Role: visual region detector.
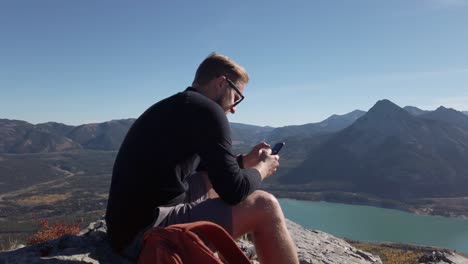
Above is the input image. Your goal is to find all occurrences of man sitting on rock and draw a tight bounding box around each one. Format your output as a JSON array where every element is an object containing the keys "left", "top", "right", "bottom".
[{"left": 105, "top": 52, "right": 299, "bottom": 264}]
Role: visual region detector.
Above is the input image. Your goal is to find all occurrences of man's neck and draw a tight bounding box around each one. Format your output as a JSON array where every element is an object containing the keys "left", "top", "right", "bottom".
[{"left": 192, "top": 84, "right": 215, "bottom": 99}]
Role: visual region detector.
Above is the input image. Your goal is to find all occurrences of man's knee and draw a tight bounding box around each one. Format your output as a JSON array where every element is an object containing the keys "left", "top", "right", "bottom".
[
  {"left": 231, "top": 191, "right": 284, "bottom": 237},
  {"left": 248, "top": 190, "right": 282, "bottom": 217}
]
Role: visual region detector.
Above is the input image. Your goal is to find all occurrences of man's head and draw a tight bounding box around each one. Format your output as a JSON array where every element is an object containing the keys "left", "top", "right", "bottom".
[{"left": 192, "top": 53, "right": 249, "bottom": 114}]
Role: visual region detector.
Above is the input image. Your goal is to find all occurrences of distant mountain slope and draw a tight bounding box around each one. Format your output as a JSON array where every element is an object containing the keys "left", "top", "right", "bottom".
[
  {"left": 13, "top": 130, "right": 81, "bottom": 153},
  {"left": 266, "top": 110, "right": 366, "bottom": 142},
  {"left": 67, "top": 119, "right": 135, "bottom": 150},
  {"left": 0, "top": 119, "right": 35, "bottom": 153},
  {"left": 229, "top": 123, "right": 275, "bottom": 145},
  {"left": 0, "top": 119, "right": 134, "bottom": 153},
  {"left": 419, "top": 106, "right": 468, "bottom": 131},
  {"left": 35, "top": 122, "right": 75, "bottom": 137},
  {"left": 403, "top": 106, "right": 429, "bottom": 116},
  {"left": 464, "top": 111, "right": 468, "bottom": 116},
  {"left": 0, "top": 119, "right": 81, "bottom": 153},
  {"left": 282, "top": 99, "right": 468, "bottom": 200}
]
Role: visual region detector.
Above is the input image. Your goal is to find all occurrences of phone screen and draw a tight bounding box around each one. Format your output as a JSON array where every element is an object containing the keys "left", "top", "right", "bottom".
[{"left": 271, "top": 142, "right": 285, "bottom": 155}]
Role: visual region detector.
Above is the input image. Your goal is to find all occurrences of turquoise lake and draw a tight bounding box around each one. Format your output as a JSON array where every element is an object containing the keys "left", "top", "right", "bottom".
[{"left": 279, "top": 199, "right": 468, "bottom": 254}]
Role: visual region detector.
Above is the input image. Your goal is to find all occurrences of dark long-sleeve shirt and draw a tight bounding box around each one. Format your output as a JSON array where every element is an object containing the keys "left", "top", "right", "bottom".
[{"left": 105, "top": 87, "right": 262, "bottom": 252}]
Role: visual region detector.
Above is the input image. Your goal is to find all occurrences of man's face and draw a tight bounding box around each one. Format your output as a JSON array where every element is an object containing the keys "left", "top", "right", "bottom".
[{"left": 216, "top": 79, "right": 245, "bottom": 114}]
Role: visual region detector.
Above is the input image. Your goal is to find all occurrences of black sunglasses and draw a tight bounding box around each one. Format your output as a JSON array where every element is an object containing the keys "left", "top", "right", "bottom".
[{"left": 226, "top": 78, "right": 245, "bottom": 107}]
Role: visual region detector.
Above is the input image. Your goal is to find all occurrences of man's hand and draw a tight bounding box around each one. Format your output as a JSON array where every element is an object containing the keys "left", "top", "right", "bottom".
[
  {"left": 242, "top": 142, "right": 279, "bottom": 180},
  {"left": 242, "top": 142, "right": 271, "bottom": 168},
  {"left": 255, "top": 148, "right": 280, "bottom": 180}
]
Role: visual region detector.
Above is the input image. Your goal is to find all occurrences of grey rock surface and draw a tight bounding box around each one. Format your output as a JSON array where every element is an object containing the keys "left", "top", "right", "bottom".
[
  {"left": 285, "top": 219, "right": 382, "bottom": 264},
  {"left": 0, "top": 219, "right": 465, "bottom": 264},
  {"left": 0, "top": 220, "right": 130, "bottom": 264},
  {"left": 418, "top": 250, "right": 468, "bottom": 264}
]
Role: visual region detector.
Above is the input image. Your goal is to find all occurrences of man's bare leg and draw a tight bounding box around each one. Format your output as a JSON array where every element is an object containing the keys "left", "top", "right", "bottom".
[
  {"left": 197, "top": 172, "right": 297, "bottom": 263},
  {"left": 231, "top": 190, "right": 298, "bottom": 264}
]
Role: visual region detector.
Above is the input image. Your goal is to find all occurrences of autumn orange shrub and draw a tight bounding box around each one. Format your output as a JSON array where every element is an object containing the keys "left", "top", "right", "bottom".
[
  {"left": 27, "top": 219, "right": 81, "bottom": 245},
  {"left": 350, "top": 242, "right": 421, "bottom": 264}
]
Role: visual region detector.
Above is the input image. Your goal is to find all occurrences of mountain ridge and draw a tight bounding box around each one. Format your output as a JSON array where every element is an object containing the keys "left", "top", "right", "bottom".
[
  {"left": 1, "top": 102, "right": 467, "bottom": 154},
  {"left": 404, "top": 106, "right": 429, "bottom": 116},
  {"left": 419, "top": 106, "right": 468, "bottom": 131},
  {"left": 265, "top": 109, "right": 366, "bottom": 142},
  {"left": 281, "top": 99, "right": 468, "bottom": 200}
]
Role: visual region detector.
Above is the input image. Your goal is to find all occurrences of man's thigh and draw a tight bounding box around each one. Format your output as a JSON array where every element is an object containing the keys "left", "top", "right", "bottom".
[
  {"left": 122, "top": 172, "right": 232, "bottom": 260},
  {"left": 154, "top": 172, "right": 233, "bottom": 233},
  {"left": 156, "top": 197, "right": 233, "bottom": 234}
]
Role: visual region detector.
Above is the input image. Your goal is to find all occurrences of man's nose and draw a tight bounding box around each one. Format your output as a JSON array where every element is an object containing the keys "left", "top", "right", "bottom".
[{"left": 230, "top": 106, "right": 236, "bottom": 114}]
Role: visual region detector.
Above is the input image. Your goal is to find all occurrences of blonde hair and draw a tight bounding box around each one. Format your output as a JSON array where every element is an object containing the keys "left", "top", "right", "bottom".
[{"left": 192, "top": 52, "right": 249, "bottom": 87}]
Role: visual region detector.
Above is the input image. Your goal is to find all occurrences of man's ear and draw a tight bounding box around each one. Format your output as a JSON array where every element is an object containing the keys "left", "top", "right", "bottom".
[
  {"left": 214, "top": 75, "right": 226, "bottom": 89},
  {"left": 213, "top": 76, "right": 226, "bottom": 94}
]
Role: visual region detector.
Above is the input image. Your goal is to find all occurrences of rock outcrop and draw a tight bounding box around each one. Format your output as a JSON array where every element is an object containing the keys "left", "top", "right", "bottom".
[
  {"left": 284, "top": 219, "right": 381, "bottom": 264},
  {"left": 418, "top": 250, "right": 468, "bottom": 264},
  {"left": 0, "top": 218, "right": 462, "bottom": 264}
]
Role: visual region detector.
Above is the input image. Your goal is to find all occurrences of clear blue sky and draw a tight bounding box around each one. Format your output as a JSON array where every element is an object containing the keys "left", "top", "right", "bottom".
[{"left": 1, "top": 0, "right": 467, "bottom": 127}]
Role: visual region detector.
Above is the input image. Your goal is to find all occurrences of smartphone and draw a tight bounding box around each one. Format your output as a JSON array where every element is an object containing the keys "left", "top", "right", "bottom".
[{"left": 271, "top": 142, "right": 285, "bottom": 155}]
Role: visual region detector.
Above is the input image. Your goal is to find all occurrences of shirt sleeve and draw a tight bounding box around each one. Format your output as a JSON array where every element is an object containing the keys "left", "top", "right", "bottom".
[{"left": 195, "top": 100, "right": 262, "bottom": 205}]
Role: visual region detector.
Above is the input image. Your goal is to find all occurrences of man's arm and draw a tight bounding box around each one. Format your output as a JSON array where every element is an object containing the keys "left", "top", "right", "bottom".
[{"left": 239, "top": 142, "right": 280, "bottom": 180}]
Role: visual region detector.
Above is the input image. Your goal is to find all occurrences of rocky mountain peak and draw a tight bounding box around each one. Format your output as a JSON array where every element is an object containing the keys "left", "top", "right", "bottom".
[
  {"left": 421, "top": 106, "right": 468, "bottom": 131},
  {"left": 433, "top": 106, "right": 460, "bottom": 115},
  {"left": 367, "top": 99, "right": 408, "bottom": 118},
  {"left": 349, "top": 99, "right": 418, "bottom": 137}
]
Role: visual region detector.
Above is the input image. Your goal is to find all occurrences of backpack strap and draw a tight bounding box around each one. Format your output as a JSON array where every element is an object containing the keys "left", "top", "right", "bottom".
[{"left": 183, "top": 221, "right": 252, "bottom": 264}]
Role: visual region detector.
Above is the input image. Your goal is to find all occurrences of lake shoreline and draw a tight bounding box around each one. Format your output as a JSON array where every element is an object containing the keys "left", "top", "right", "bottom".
[
  {"left": 345, "top": 239, "right": 468, "bottom": 263},
  {"left": 266, "top": 189, "right": 468, "bottom": 220},
  {"left": 278, "top": 198, "right": 468, "bottom": 256}
]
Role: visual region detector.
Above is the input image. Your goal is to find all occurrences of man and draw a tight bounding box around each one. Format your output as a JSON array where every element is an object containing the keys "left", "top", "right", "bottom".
[{"left": 106, "top": 53, "right": 299, "bottom": 264}]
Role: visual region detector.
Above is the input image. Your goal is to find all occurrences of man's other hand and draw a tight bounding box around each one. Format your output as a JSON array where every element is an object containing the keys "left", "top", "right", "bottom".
[
  {"left": 253, "top": 144, "right": 280, "bottom": 180},
  {"left": 242, "top": 142, "right": 270, "bottom": 168}
]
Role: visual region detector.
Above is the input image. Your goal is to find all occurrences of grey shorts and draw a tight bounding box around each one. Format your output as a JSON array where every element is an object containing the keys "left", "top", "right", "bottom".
[{"left": 123, "top": 172, "right": 233, "bottom": 260}]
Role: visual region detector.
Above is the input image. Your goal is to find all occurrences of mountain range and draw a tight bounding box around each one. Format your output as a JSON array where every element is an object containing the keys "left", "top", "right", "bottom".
[
  {"left": 282, "top": 100, "right": 468, "bottom": 199},
  {"left": 0, "top": 111, "right": 365, "bottom": 154},
  {"left": 0, "top": 119, "right": 134, "bottom": 153},
  {"left": 1, "top": 100, "right": 468, "bottom": 201},
  {"left": 1, "top": 104, "right": 467, "bottom": 154}
]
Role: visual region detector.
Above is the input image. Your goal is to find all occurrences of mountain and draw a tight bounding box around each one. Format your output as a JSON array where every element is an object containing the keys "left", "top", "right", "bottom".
[
  {"left": 266, "top": 110, "right": 366, "bottom": 142},
  {"left": 0, "top": 119, "right": 277, "bottom": 153},
  {"left": 0, "top": 119, "right": 81, "bottom": 153},
  {"left": 230, "top": 110, "right": 366, "bottom": 148},
  {"left": 0, "top": 105, "right": 464, "bottom": 156},
  {"left": 419, "top": 106, "right": 468, "bottom": 131},
  {"left": 404, "top": 106, "right": 429, "bottom": 116},
  {"left": 282, "top": 99, "right": 468, "bottom": 200},
  {"left": 67, "top": 119, "right": 135, "bottom": 150},
  {"left": 0, "top": 118, "right": 299, "bottom": 153},
  {"left": 0, "top": 119, "right": 35, "bottom": 153},
  {"left": 35, "top": 122, "right": 75, "bottom": 137},
  {"left": 464, "top": 111, "right": 468, "bottom": 116},
  {"left": 229, "top": 123, "right": 275, "bottom": 145},
  {"left": 0, "top": 119, "right": 134, "bottom": 153}
]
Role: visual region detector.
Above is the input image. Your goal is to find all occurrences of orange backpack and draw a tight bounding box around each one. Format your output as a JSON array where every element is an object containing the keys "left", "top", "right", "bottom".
[{"left": 137, "top": 221, "right": 252, "bottom": 264}]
